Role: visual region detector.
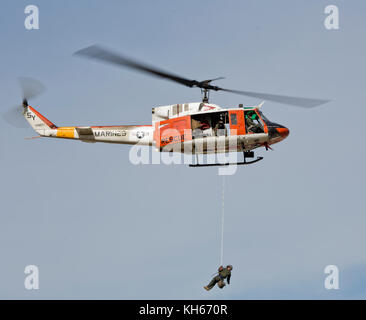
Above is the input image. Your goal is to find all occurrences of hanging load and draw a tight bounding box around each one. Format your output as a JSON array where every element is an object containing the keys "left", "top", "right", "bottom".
[{"left": 204, "top": 265, "right": 233, "bottom": 291}]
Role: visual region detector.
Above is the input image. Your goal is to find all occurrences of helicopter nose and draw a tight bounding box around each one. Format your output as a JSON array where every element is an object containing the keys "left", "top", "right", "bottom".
[{"left": 276, "top": 126, "right": 289, "bottom": 138}]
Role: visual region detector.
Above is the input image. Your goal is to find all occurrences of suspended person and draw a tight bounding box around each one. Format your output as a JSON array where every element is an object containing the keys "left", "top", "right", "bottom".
[{"left": 204, "top": 265, "right": 233, "bottom": 291}]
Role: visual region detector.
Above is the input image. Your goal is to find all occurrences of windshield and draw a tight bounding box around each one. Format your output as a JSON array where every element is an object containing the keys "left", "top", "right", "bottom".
[
  {"left": 257, "top": 110, "right": 270, "bottom": 124},
  {"left": 244, "top": 110, "right": 264, "bottom": 134}
]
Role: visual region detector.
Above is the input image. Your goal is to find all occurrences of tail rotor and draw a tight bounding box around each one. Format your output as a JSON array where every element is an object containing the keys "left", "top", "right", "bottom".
[{"left": 2, "top": 77, "right": 46, "bottom": 128}]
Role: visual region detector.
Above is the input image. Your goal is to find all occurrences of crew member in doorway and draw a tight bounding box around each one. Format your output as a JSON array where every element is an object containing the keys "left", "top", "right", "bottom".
[
  {"left": 216, "top": 114, "right": 226, "bottom": 136},
  {"left": 200, "top": 118, "right": 213, "bottom": 137},
  {"left": 200, "top": 119, "right": 210, "bottom": 130},
  {"left": 204, "top": 265, "right": 233, "bottom": 290}
]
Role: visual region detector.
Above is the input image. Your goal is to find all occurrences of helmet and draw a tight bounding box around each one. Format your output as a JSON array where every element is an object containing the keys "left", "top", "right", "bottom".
[
  {"left": 227, "top": 265, "right": 233, "bottom": 270},
  {"left": 218, "top": 266, "right": 224, "bottom": 272}
]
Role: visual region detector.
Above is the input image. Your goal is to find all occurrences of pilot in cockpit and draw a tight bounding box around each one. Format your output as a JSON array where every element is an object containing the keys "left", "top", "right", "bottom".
[{"left": 245, "top": 111, "right": 263, "bottom": 133}]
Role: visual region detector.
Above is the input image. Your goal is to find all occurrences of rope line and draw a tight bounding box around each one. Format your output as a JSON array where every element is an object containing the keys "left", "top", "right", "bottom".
[{"left": 220, "top": 175, "right": 225, "bottom": 266}]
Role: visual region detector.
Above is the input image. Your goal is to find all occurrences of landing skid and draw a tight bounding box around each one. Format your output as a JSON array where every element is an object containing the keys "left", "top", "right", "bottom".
[{"left": 189, "top": 152, "right": 263, "bottom": 167}]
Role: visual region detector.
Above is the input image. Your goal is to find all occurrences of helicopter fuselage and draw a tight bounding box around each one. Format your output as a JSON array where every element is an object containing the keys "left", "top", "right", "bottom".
[{"left": 23, "top": 102, "right": 289, "bottom": 155}]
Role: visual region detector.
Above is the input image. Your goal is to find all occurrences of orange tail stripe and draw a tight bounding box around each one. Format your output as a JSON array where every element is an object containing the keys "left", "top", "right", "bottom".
[{"left": 57, "top": 127, "right": 75, "bottom": 138}]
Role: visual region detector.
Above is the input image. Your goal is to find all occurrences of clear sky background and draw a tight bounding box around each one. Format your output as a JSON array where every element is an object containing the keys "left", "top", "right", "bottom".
[{"left": 0, "top": 0, "right": 365, "bottom": 299}]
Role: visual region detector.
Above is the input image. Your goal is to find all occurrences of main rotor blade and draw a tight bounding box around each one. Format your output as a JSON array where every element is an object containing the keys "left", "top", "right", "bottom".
[
  {"left": 74, "top": 45, "right": 200, "bottom": 88},
  {"left": 74, "top": 45, "right": 330, "bottom": 108},
  {"left": 219, "top": 88, "right": 330, "bottom": 108},
  {"left": 206, "top": 77, "right": 225, "bottom": 83}
]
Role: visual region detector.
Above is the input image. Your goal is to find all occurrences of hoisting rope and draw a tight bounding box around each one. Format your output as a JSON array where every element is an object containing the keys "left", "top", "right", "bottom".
[{"left": 220, "top": 175, "right": 225, "bottom": 266}]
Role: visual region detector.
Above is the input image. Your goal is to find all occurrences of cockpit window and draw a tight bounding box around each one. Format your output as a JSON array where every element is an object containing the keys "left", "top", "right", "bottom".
[
  {"left": 245, "top": 110, "right": 264, "bottom": 134},
  {"left": 257, "top": 110, "right": 270, "bottom": 123}
]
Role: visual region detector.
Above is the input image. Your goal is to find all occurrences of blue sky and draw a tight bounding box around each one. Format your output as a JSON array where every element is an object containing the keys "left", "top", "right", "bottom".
[{"left": 0, "top": 0, "right": 365, "bottom": 299}]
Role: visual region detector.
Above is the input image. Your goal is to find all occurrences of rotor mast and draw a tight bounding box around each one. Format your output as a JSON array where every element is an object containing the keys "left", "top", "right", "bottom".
[
  {"left": 199, "top": 77, "right": 225, "bottom": 103},
  {"left": 201, "top": 88, "right": 209, "bottom": 103}
]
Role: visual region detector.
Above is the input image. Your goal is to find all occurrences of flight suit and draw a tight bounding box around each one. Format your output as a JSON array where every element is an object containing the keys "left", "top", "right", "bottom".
[{"left": 205, "top": 267, "right": 232, "bottom": 290}]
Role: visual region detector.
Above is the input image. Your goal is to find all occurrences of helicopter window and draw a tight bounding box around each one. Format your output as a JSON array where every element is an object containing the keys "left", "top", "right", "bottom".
[
  {"left": 257, "top": 110, "right": 270, "bottom": 124},
  {"left": 230, "top": 113, "right": 237, "bottom": 125},
  {"left": 245, "top": 110, "right": 264, "bottom": 134}
]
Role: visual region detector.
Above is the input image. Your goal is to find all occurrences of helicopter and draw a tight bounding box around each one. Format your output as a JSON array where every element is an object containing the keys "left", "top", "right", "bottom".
[{"left": 3, "top": 45, "right": 330, "bottom": 167}]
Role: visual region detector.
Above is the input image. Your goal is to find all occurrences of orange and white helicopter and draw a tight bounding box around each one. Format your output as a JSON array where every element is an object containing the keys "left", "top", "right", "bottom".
[{"left": 3, "top": 45, "right": 330, "bottom": 167}]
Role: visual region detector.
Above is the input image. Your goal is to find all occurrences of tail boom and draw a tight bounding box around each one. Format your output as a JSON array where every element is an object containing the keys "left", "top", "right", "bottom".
[{"left": 24, "top": 106, "right": 153, "bottom": 145}]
